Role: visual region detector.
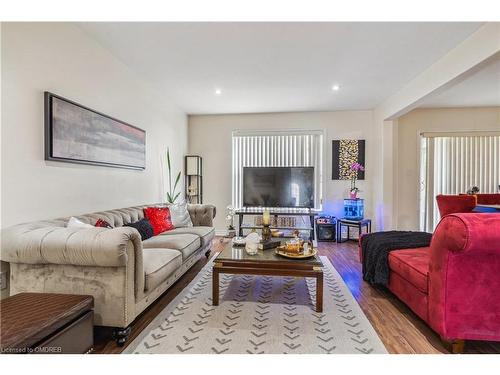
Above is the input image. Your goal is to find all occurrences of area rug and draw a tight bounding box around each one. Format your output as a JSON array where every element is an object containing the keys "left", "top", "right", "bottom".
[{"left": 124, "top": 255, "right": 387, "bottom": 354}]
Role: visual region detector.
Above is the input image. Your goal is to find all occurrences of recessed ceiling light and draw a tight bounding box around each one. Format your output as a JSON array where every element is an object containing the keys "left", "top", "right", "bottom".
[
  {"left": 331, "top": 84, "right": 340, "bottom": 91},
  {"left": 215, "top": 88, "right": 222, "bottom": 96}
]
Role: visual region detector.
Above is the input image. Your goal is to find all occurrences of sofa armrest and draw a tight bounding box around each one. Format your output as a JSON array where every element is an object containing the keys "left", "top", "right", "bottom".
[
  {"left": 428, "top": 213, "right": 500, "bottom": 340},
  {"left": 1, "top": 225, "right": 143, "bottom": 267},
  {"left": 187, "top": 204, "right": 216, "bottom": 227},
  {"left": 430, "top": 213, "right": 500, "bottom": 255}
]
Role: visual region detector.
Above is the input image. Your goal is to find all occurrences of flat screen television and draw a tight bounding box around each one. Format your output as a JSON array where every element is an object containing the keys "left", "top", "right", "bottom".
[{"left": 243, "top": 167, "right": 315, "bottom": 208}]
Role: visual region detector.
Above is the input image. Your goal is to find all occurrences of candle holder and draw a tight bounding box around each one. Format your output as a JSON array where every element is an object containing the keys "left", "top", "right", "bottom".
[{"left": 262, "top": 223, "right": 272, "bottom": 242}]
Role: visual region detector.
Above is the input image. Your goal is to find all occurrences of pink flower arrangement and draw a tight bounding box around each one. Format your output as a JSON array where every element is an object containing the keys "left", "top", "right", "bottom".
[
  {"left": 349, "top": 162, "right": 365, "bottom": 197},
  {"left": 350, "top": 162, "right": 365, "bottom": 172}
]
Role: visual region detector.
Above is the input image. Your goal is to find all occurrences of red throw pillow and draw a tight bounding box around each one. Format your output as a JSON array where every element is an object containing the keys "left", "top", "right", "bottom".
[
  {"left": 95, "top": 218, "right": 113, "bottom": 228},
  {"left": 143, "top": 207, "right": 175, "bottom": 235}
]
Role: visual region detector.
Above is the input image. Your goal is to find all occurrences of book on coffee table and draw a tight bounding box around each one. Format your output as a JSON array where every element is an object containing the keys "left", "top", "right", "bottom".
[{"left": 258, "top": 239, "right": 282, "bottom": 250}]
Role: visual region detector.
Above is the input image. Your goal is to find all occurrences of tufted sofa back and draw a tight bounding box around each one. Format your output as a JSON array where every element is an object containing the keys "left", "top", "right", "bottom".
[
  {"left": 3, "top": 203, "right": 216, "bottom": 233},
  {"left": 73, "top": 205, "right": 151, "bottom": 228},
  {"left": 4, "top": 204, "right": 156, "bottom": 231}
]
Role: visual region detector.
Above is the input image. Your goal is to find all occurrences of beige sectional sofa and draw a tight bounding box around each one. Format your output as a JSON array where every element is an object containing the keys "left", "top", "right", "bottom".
[{"left": 0, "top": 203, "right": 215, "bottom": 345}]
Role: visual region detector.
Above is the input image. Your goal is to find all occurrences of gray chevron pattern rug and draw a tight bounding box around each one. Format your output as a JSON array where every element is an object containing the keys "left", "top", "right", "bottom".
[{"left": 124, "top": 256, "right": 387, "bottom": 354}]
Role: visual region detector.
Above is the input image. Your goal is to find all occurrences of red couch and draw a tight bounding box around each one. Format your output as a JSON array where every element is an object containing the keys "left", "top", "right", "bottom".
[
  {"left": 436, "top": 194, "right": 476, "bottom": 217},
  {"left": 475, "top": 193, "right": 500, "bottom": 205},
  {"left": 360, "top": 213, "right": 500, "bottom": 352}
]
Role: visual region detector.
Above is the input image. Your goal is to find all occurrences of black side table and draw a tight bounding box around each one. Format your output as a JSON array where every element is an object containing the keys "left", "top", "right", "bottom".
[{"left": 337, "top": 218, "right": 372, "bottom": 243}]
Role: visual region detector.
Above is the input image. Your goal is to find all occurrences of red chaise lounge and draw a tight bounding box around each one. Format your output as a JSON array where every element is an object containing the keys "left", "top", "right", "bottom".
[{"left": 360, "top": 213, "right": 500, "bottom": 352}]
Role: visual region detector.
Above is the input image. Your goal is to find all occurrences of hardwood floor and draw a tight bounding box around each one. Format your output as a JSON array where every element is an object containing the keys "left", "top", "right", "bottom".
[{"left": 93, "top": 238, "right": 500, "bottom": 354}]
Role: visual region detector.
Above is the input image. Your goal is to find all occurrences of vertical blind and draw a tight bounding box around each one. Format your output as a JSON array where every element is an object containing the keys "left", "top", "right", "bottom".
[
  {"left": 420, "top": 132, "right": 500, "bottom": 231},
  {"left": 232, "top": 130, "right": 323, "bottom": 209}
]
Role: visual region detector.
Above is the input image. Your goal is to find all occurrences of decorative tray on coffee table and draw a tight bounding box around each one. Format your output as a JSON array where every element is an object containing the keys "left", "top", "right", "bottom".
[{"left": 275, "top": 246, "right": 317, "bottom": 259}]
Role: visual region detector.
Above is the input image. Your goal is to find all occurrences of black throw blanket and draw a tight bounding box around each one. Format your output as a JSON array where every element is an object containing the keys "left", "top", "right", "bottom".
[{"left": 361, "top": 231, "right": 432, "bottom": 286}]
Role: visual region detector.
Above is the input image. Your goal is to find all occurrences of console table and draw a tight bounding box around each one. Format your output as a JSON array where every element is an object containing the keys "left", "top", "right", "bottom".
[{"left": 235, "top": 208, "right": 320, "bottom": 240}]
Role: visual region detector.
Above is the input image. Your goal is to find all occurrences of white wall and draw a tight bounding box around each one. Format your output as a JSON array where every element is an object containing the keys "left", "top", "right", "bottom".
[
  {"left": 1, "top": 23, "right": 187, "bottom": 227},
  {"left": 188, "top": 111, "right": 376, "bottom": 232},
  {"left": 396, "top": 107, "right": 500, "bottom": 230}
]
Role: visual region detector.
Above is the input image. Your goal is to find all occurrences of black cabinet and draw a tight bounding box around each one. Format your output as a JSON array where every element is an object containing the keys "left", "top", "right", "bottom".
[
  {"left": 316, "top": 216, "right": 336, "bottom": 242},
  {"left": 316, "top": 223, "right": 337, "bottom": 242}
]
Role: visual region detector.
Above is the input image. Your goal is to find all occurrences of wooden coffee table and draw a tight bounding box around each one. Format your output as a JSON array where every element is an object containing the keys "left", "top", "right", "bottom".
[{"left": 212, "top": 241, "right": 324, "bottom": 312}]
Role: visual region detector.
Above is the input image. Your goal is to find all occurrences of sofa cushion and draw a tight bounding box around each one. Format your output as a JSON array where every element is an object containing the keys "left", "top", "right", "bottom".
[
  {"left": 436, "top": 194, "right": 476, "bottom": 217},
  {"left": 160, "top": 226, "right": 215, "bottom": 248},
  {"left": 67, "top": 217, "right": 94, "bottom": 229},
  {"left": 143, "top": 207, "right": 174, "bottom": 235},
  {"left": 142, "top": 234, "right": 200, "bottom": 260},
  {"left": 95, "top": 218, "right": 113, "bottom": 228},
  {"left": 169, "top": 202, "right": 193, "bottom": 228},
  {"left": 143, "top": 249, "right": 182, "bottom": 291},
  {"left": 388, "top": 248, "right": 430, "bottom": 293},
  {"left": 124, "top": 218, "right": 154, "bottom": 240}
]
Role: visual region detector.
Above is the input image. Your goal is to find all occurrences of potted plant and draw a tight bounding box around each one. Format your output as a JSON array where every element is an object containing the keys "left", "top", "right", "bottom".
[
  {"left": 349, "top": 162, "right": 365, "bottom": 199},
  {"left": 165, "top": 148, "right": 181, "bottom": 204}
]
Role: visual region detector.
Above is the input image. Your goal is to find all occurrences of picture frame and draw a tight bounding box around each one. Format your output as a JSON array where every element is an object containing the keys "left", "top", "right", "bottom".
[
  {"left": 332, "top": 139, "right": 365, "bottom": 180},
  {"left": 44, "top": 92, "right": 146, "bottom": 170}
]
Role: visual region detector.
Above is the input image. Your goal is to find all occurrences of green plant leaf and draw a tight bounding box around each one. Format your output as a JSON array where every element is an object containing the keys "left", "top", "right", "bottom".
[
  {"left": 166, "top": 149, "right": 172, "bottom": 195},
  {"left": 165, "top": 148, "right": 182, "bottom": 203},
  {"left": 173, "top": 171, "right": 181, "bottom": 190},
  {"left": 172, "top": 192, "right": 181, "bottom": 203},
  {"left": 166, "top": 149, "right": 171, "bottom": 172}
]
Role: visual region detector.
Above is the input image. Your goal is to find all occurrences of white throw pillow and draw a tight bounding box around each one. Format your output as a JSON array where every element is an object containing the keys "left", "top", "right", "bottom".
[
  {"left": 67, "top": 216, "right": 94, "bottom": 229},
  {"left": 169, "top": 202, "right": 193, "bottom": 228}
]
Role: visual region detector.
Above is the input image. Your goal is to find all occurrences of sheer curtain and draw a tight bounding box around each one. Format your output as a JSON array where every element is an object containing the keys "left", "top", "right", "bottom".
[
  {"left": 232, "top": 130, "right": 323, "bottom": 209},
  {"left": 420, "top": 132, "right": 500, "bottom": 231}
]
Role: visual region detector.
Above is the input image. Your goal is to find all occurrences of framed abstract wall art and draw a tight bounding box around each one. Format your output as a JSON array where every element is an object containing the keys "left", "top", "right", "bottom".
[
  {"left": 332, "top": 139, "right": 365, "bottom": 180},
  {"left": 44, "top": 92, "right": 146, "bottom": 170}
]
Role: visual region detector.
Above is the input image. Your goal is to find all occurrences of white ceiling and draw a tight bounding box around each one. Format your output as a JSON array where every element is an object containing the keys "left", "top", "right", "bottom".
[
  {"left": 419, "top": 54, "right": 500, "bottom": 108},
  {"left": 79, "top": 22, "right": 484, "bottom": 114}
]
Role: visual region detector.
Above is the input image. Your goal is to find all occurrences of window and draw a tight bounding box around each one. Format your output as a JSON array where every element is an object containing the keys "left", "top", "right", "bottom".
[
  {"left": 420, "top": 132, "right": 500, "bottom": 231},
  {"left": 232, "top": 130, "right": 323, "bottom": 209}
]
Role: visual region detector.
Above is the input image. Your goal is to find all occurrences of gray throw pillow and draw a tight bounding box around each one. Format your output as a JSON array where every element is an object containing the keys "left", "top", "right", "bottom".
[{"left": 169, "top": 202, "right": 193, "bottom": 228}]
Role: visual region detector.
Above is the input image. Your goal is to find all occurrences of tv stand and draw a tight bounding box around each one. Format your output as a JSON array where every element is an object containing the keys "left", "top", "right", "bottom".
[{"left": 235, "top": 207, "right": 320, "bottom": 240}]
